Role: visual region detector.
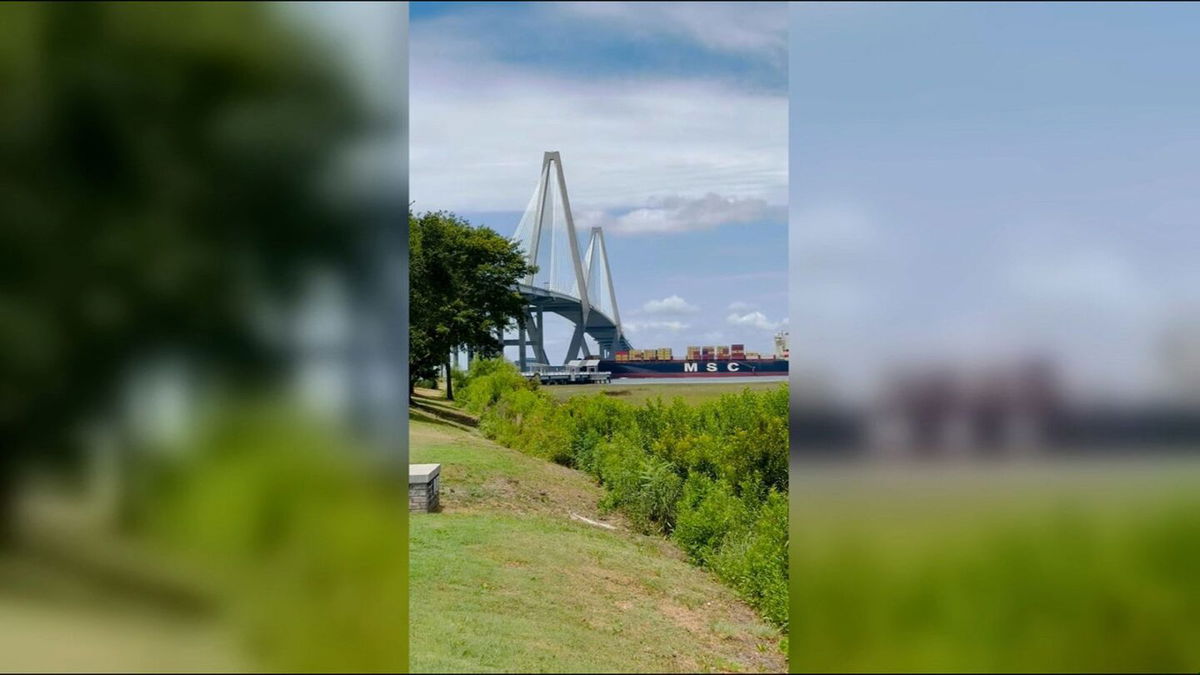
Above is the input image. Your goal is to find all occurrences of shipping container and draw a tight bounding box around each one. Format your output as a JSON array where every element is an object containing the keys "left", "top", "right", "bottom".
[
  {"left": 701, "top": 346, "right": 715, "bottom": 360},
  {"left": 731, "top": 344, "right": 745, "bottom": 352}
]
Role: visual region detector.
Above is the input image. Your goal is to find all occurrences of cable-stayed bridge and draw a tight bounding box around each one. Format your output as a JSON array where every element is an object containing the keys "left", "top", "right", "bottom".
[{"left": 506, "top": 151, "right": 631, "bottom": 369}]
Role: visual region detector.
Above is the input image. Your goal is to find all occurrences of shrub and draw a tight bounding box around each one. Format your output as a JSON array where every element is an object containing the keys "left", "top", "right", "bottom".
[
  {"left": 673, "top": 474, "right": 749, "bottom": 564},
  {"left": 457, "top": 357, "right": 790, "bottom": 629},
  {"left": 624, "top": 455, "right": 684, "bottom": 534},
  {"left": 459, "top": 358, "right": 534, "bottom": 414},
  {"left": 709, "top": 490, "right": 789, "bottom": 628},
  {"left": 450, "top": 364, "right": 469, "bottom": 394}
]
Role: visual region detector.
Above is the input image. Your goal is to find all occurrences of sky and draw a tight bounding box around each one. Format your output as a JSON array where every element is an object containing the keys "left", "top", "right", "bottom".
[
  {"left": 409, "top": 1, "right": 789, "bottom": 362},
  {"left": 792, "top": 2, "right": 1200, "bottom": 403}
]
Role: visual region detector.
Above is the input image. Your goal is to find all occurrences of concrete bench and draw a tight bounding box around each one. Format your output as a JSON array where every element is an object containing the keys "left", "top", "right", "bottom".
[{"left": 409, "top": 463, "right": 441, "bottom": 513}]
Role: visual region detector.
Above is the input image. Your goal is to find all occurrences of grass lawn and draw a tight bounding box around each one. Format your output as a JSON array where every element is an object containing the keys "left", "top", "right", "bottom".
[
  {"left": 408, "top": 419, "right": 786, "bottom": 673},
  {"left": 790, "top": 458, "right": 1200, "bottom": 672},
  {"left": 541, "top": 380, "right": 785, "bottom": 406}
]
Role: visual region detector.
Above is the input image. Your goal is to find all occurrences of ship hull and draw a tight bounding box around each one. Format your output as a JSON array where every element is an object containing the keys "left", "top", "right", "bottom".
[{"left": 599, "top": 359, "right": 788, "bottom": 379}]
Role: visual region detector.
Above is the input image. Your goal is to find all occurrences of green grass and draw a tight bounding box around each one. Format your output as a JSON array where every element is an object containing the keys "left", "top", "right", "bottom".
[
  {"left": 408, "top": 420, "right": 785, "bottom": 673},
  {"left": 790, "top": 458, "right": 1200, "bottom": 672},
  {"left": 542, "top": 380, "right": 784, "bottom": 406}
]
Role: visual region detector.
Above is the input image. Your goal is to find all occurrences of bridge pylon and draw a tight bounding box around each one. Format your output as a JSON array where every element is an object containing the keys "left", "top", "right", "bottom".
[
  {"left": 507, "top": 152, "right": 631, "bottom": 369},
  {"left": 583, "top": 226, "right": 625, "bottom": 357}
]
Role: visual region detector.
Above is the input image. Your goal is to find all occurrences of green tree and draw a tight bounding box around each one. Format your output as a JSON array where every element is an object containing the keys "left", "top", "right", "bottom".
[
  {"left": 0, "top": 3, "right": 367, "bottom": 543},
  {"left": 409, "top": 210, "right": 533, "bottom": 400}
]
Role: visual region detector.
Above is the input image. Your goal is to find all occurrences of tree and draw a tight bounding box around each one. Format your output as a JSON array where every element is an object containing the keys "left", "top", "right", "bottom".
[
  {"left": 0, "top": 4, "right": 368, "bottom": 543},
  {"left": 409, "top": 210, "right": 534, "bottom": 400}
]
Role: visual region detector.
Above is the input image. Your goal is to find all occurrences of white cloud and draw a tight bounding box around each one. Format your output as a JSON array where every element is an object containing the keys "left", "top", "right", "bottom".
[
  {"left": 575, "top": 195, "right": 782, "bottom": 235},
  {"left": 624, "top": 320, "right": 690, "bottom": 334},
  {"left": 587, "top": 193, "right": 783, "bottom": 235},
  {"left": 642, "top": 294, "right": 699, "bottom": 315},
  {"left": 726, "top": 310, "right": 783, "bottom": 331},
  {"left": 410, "top": 29, "right": 787, "bottom": 215},
  {"left": 556, "top": 2, "right": 787, "bottom": 65}
]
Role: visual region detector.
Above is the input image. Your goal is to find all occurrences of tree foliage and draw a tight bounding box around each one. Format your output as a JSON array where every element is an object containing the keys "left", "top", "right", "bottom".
[{"left": 408, "top": 210, "right": 534, "bottom": 395}]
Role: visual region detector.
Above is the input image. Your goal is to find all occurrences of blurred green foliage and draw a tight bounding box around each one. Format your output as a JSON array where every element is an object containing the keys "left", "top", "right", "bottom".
[
  {"left": 146, "top": 402, "right": 408, "bottom": 672},
  {"left": 460, "top": 358, "right": 789, "bottom": 628},
  {"left": 0, "top": 2, "right": 367, "bottom": 535}
]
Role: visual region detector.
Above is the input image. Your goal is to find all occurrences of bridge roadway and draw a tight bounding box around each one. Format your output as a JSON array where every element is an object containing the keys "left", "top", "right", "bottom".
[{"left": 506, "top": 283, "right": 632, "bottom": 367}]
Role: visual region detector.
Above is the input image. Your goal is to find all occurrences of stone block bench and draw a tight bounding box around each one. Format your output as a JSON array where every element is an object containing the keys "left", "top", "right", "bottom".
[{"left": 409, "top": 463, "right": 441, "bottom": 513}]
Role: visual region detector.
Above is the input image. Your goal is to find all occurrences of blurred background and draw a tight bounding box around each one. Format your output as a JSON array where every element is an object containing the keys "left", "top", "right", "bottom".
[
  {"left": 790, "top": 2, "right": 1200, "bottom": 671},
  {"left": 0, "top": 2, "right": 408, "bottom": 671}
]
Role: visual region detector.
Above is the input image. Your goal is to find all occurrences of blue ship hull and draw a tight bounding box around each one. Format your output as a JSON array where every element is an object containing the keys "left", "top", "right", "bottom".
[{"left": 599, "top": 359, "right": 788, "bottom": 379}]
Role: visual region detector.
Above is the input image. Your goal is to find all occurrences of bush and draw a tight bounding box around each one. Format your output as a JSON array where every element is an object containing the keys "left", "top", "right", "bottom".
[
  {"left": 674, "top": 475, "right": 748, "bottom": 564},
  {"left": 708, "top": 490, "right": 789, "bottom": 629},
  {"left": 458, "top": 358, "right": 534, "bottom": 414},
  {"left": 459, "top": 357, "right": 789, "bottom": 628},
  {"left": 450, "top": 365, "right": 469, "bottom": 394}
]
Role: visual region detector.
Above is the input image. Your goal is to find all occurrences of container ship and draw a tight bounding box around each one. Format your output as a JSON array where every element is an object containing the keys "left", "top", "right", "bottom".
[{"left": 599, "top": 331, "right": 789, "bottom": 379}]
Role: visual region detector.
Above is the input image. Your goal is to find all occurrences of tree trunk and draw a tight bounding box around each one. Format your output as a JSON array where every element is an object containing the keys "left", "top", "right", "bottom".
[
  {"left": 444, "top": 356, "right": 454, "bottom": 401},
  {"left": 0, "top": 464, "right": 17, "bottom": 550}
]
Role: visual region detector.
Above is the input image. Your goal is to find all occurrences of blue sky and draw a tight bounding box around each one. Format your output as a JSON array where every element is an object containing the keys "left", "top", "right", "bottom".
[
  {"left": 409, "top": 2, "right": 789, "bottom": 361},
  {"left": 792, "top": 2, "right": 1200, "bottom": 401}
]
